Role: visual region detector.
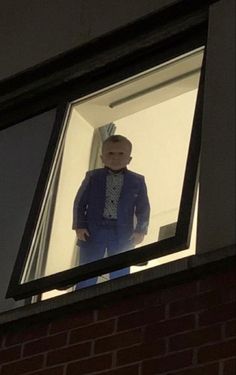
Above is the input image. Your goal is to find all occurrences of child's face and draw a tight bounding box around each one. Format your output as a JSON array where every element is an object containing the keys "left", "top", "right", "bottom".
[{"left": 101, "top": 141, "right": 132, "bottom": 170}]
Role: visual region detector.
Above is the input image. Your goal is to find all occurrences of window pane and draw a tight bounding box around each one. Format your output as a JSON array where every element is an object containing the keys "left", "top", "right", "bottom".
[
  {"left": 20, "top": 48, "right": 203, "bottom": 294},
  {"left": 0, "top": 109, "right": 57, "bottom": 304}
]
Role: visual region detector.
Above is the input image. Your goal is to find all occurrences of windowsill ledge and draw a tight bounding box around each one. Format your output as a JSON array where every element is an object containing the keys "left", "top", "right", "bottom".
[{"left": 0, "top": 244, "right": 235, "bottom": 327}]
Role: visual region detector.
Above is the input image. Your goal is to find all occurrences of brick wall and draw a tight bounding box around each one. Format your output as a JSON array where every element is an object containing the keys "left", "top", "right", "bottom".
[{"left": 0, "top": 267, "right": 236, "bottom": 375}]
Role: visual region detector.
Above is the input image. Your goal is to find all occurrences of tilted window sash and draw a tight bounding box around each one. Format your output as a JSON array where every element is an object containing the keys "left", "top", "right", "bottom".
[{"left": 3, "top": 1, "right": 212, "bottom": 300}]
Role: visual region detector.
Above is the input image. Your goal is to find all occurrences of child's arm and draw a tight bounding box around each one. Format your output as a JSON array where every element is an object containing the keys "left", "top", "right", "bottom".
[
  {"left": 134, "top": 176, "right": 150, "bottom": 241},
  {"left": 72, "top": 172, "right": 92, "bottom": 238}
]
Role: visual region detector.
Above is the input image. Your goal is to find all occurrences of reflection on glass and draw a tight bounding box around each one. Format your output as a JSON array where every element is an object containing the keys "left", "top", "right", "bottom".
[{"left": 21, "top": 48, "right": 203, "bottom": 293}]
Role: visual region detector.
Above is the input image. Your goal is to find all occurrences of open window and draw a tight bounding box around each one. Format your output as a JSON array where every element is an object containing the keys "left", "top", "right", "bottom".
[
  {"left": 6, "top": 46, "right": 204, "bottom": 301},
  {"left": 5, "top": 1, "right": 209, "bottom": 300}
]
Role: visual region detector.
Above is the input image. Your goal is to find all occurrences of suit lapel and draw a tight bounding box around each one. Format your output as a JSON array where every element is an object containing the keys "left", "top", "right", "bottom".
[
  {"left": 98, "top": 168, "right": 107, "bottom": 209},
  {"left": 118, "top": 170, "right": 131, "bottom": 213}
]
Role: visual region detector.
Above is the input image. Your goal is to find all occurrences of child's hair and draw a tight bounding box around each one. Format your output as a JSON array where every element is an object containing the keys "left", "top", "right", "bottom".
[{"left": 102, "top": 135, "right": 132, "bottom": 153}]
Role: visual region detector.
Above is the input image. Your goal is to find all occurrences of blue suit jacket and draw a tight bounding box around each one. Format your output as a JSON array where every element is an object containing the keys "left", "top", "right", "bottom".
[{"left": 72, "top": 168, "right": 150, "bottom": 242}]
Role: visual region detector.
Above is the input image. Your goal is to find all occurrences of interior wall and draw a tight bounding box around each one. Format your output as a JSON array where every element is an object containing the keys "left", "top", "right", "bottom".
[
  {"left": 115, "top": 90, "right": 198, "bottom": 273},
  {"left": 42, "top": 110, "right": 94, "bottom": 300},
  {"left": 44, "top": 110, "right": 93, "bottom": 277},
  {"left": 197, "top": 0, "right": 236, "bottom": 252},
  {"left": 115, "top": 90, "right": 197, "bottom": 246}
]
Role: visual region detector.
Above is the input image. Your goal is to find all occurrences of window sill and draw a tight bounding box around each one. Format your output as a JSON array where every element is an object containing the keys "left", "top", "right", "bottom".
[{"left": 0, "top": 244, "right": 235, "bottom": 327}]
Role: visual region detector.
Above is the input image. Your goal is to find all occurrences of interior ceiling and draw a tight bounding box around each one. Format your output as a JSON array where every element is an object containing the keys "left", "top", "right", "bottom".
[{"left": 73, "top": 48, "right": 204, "bottom": 128}]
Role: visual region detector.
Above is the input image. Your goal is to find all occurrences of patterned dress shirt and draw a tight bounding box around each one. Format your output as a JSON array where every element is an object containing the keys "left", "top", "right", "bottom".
[{"left": 103, "top": 170, "right": 124, "bottom": 219}]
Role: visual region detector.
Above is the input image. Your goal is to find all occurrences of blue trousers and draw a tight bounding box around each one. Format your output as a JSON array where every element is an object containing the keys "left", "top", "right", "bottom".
[{"left": 76, "top": 221, "right": 132, "bottom": 289}]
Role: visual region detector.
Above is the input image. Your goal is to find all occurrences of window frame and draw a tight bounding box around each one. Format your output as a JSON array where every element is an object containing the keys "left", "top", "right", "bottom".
[{"left": 3, "top": 1, "right": 211, "bottom": 300}]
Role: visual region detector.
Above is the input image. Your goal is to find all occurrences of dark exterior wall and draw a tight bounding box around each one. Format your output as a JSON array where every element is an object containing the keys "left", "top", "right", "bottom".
[
  {"left": 0, "top": 267, "right": 236, "bottom": 374},
  {"left": 0, "top": 2, "right": 235, "bottom": 374},
  {"left": 0, "top": 0, "right": 176, "bottom": 81},
  {"left": 197, "top": 0, "right": 236, "bottom": 252}
]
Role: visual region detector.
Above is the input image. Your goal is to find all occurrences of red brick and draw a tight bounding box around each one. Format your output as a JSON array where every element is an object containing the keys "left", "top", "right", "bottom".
[
  {"left": 1, "top": 355, "right": 44, "bottom": 375},
  {"left": 169, "top": 325, "right": 222, "bottom": 351},
  {"left": 5, "top": 324, "right": 49, "bottom": 346},
  {"left": 198, "top": 338, "right": 236, "bottom": 363},
  {"left": 102, "top": 364, "right": 139, "bottom": 375},
  {"left": 95, "top": 328, "right": 142, "bottom": 354},
  {"left": 0, "top": 345, "right": 21, "bottom": 364},
  {"left": 66, "top": 353, "right": 112, "bottom": 375},
  {"left": 97, "top": 297, "right": 144, "bottom": 321},
  {"left": 50, "top": 310, "right": 94, "bottom": 334},
  {"left": 117, "top": 340, "right": 166, "bottom": 365},
  {"left": 199, "top": 270, "right": 236, "bottom": 292},
  {"left": 69, "top": 319, "right": 115, "bottom": 344},
  {"left": 161, "top": 281, "right": 197, "bottom": 304},
  {"left": 145, "top": 314, "right": 196, "bottom": 340},
  {"left": 142, "top": 349, "right": 193, "bottom": 374},
  {"left": 117, "top": 305, "right": 165, "bottom": 331},
  {"left": 0, "top": 335, "right": 4, "bottom": 348},
  {"left": 28, "top": 367, "right": 64, "bottom": 375},
  {"left": 170, "top": 288, "right": 236, "bottom": 317},
  {"left": 169, "top": 296, "right": 200, "bottom": 317},
  {"left": 199, "top": 302, "right": 236, "bottom": 326},
  {"left": 223, "top": 358, "right": 236, "bottom": 375},
  {"left": 47, "top": 342, "right": 91, "bottom": 365},
  {"left": 225, "top": 319, "right": 236, "bottom": 338},
  {"left": 23, "top": 333, "right": 67, "bottom": 356},
  {"left": 97, "top": 292, "right": 162, "bottom": 320},
  {"left": 168, "top": 363, "right": 219, "bottom": 375},
  {"left": 204, "top": 287, "right": 236, "bottom": 306},
  {"left": 226, "top": 286, "right": 236, "bottom": 303}
]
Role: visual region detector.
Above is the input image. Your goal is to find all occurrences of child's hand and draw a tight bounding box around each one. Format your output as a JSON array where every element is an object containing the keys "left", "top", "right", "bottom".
[
  {"left": 130, "top": 232, "right": 145, "bottom": 246},
  {"left": 76, "top": 228, "right": 90, "bottom": 241}
]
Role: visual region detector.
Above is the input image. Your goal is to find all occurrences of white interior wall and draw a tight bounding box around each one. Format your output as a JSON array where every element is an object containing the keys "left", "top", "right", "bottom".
[
  {"left": 115, "top": 89, "right": 197, "bottom": 247},
  {"left": 42, "top": 110, "right": 94, "bottom": 299},
  {"left": 114, "top": 90, "right": 198, "bottom": 273},
  {"left": 44, "top": 110, "right": 93, "bottom": 277}
]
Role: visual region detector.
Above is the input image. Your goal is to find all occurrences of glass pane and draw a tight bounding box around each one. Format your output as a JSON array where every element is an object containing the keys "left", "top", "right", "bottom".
[
  {"left": 20, "top": 48, "right": 204, "bottom": 294},
  {"left": 0, "top": 109, "right": 56, "bottom": 299}
]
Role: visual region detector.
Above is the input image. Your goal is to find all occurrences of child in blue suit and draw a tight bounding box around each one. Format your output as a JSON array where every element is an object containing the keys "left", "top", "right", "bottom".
[{"left": 73, "top": 135, "right": 150, "bottom": 288}]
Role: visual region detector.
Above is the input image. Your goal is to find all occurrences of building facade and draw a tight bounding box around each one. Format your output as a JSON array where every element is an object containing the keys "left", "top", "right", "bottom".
[{"left": 0, "top": 0, "right": 235, "bottom": 374}]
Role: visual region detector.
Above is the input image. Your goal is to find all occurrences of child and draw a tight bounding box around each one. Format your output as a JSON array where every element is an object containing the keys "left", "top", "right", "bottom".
[{"left": 72, "top": 135, "right": 150, "bottom": 287}]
